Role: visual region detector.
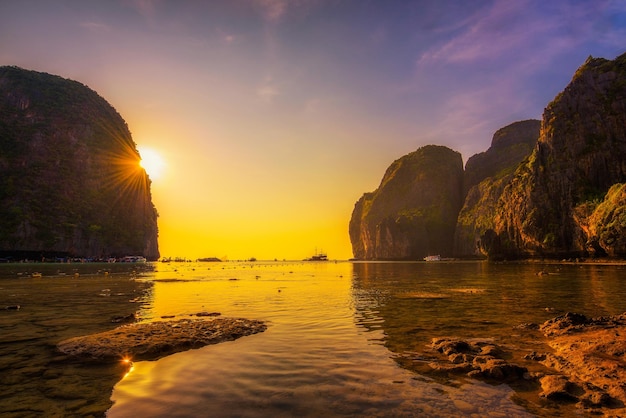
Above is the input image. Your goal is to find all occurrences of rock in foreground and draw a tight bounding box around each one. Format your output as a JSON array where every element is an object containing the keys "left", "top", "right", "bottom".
[
  {"left": 423, "top": 313, "right": 626, "bottom": 416},
  {"left": 57, "top": 317, "right": 267, "bottom": 362},
  {"left": 428, "top": 338, "right": 529, "bottom": 383},
  {"left": 538, "top": 312, "right": 626, "bottom": 409}
]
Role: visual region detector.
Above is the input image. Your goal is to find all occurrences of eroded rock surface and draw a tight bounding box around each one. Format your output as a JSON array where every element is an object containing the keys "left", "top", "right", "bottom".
[
  {"left": 426, "top": 313, "right": 626, "bottom": 416},
  {"left": 537, "top": 312, "right": 626, "bottom": 410},
  {"left": 428, "top": 338, "right": 529, "bottom": 383},
  {"left": 57, "top": 317, "right": 267, "bottom": 362}
]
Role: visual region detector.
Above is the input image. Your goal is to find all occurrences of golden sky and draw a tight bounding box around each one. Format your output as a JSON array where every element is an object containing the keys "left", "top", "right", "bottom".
[{"left": 1, "top": 1, "right": 625, "bottom": 260}]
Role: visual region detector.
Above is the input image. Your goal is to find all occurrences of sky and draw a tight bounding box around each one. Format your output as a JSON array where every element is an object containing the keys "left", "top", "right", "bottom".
[{"left": 1, "top": 0, "right": 625, "bottom": 261}]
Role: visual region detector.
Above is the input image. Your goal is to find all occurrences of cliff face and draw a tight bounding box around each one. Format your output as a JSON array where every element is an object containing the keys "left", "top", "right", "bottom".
[
  {"left": 349, "top": 145, "right": 463, "bottom": 259},
  {"left": 0, "top": 66, "right": 160, "bottom": 260},
  {"left": 463, "top": 120, "right": 540, "bottom": 194},
  {"left": 350, "top": 52, "right": 626, "bottom": 260},
  {"left": 492, "top": 53, "right": 626, "bottom": 258},
  {"left": 454, "top": 120, "right": 540, "bottom": 257}
]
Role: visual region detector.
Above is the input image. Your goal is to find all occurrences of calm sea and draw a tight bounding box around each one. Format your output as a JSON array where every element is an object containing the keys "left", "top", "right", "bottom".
[{"left": 1, "top": 261, "right": 625, "bottom": 417}]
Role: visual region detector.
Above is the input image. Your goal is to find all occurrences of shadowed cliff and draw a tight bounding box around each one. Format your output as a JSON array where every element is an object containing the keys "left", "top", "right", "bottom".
[
  {"left": 492, "top": 53, "right": 626, "bottom": 259},
  {"left": 454, "top": 120, "right": 540, "bottom": 257},
  {"left": 0, "top": 66, "right": 159, "bottom": 260}
]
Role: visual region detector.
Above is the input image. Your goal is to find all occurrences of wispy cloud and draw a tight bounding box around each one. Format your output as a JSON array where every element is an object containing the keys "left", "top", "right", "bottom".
[
  {"left": 257, "top": 78, "right": 280, "bottom": 102},
  {"left": 256, "top": 0, "right": 288, "bottom": 23},
  {"left": 215, "top": 28, "right": 239, "bottom": 45},
  {"left": 598, "top": 0, "right": 626, "bottom": 49},
  {"left": 125, "top": 0, "right": 159, "bottom": 19},
  {"left": 418, "top": 0, "right": 549, "bottom": 66},
  {"left": 252, "top": 0, "right": 322, "bottom": 24},
  {"left": 411, "top": 0, "right": 626, "bottom": 142},
  {"left": 437, "top": 79, "right": 528, "bottom": 139},
  {"left": 418, "top": 0, "right": 626, "bottom": 70},
  {"left": 79, "top": 21, "right": 111, "bottom": 33},
  {"left": 413, "top": 67, "right": 542, "bottom": 159}
]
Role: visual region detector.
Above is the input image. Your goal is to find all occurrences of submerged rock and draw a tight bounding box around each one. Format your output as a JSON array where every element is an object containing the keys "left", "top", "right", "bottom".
[
  {"left": 57, "top": 317, "right": 267, "bottom": 362},
  {"left": 428, "top": 337, "right": 529, "bottom": 383},
  {"left": 110, "top": 313, "right": 136, "bottom": 324}
]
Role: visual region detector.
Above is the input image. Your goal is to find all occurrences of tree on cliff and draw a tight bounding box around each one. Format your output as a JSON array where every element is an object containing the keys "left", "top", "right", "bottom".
[{"left": 0, "top": 66, "right": 160, "bottom": 260}]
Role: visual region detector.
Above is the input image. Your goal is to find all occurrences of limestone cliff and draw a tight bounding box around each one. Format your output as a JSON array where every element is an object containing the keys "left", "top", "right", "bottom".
[
  {"left": 463, "top": 120, "right": 540, "bottom": 195},
  {"left": 0, "top": 66, "right": 160, "bottom": 260},
  {"left": 454, "top": 120, "right": 540, "bottom": 257},
  {"left": 350, "top": 52, "right": 626, "bottom": 260},
  {"left": 492, "top": 53, "right": 626, "bottom": 258},
  {"left": 349, "top": 145, "right": 463, "bottom": 259}
]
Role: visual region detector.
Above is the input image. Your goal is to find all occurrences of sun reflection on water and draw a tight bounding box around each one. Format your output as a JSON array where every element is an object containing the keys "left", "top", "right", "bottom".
[{"left": 121, "top": 356, "right": 135, "bottom": 379}]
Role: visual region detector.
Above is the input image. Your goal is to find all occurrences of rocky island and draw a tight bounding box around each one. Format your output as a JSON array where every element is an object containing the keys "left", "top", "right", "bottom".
[
  {"left": 351, "top": 52, "right": 626, "bottom": 261},
  {"left": 0, "top": 66, "right": 159, "bottom": 261}
]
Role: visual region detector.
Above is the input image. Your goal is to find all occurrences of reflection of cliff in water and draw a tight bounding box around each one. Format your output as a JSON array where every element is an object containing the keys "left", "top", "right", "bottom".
[
  {"left": 351, "top": 262, "right": 492, "bottom": 356},
  {"left": 350, "top": 261, "right": 626, "bottom": 358}
]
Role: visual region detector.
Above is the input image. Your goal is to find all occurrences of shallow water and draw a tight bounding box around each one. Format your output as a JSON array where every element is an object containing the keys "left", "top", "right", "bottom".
[
  {"left": 2, "top": 261, "right": 626, "bottom": 417},
  {"left": 0, "top": 263, "right": 153, "bottom": 417}
]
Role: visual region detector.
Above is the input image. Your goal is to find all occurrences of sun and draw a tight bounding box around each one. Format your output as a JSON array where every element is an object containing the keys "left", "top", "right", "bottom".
[{"left": 137, "top": 146, "right": 165, "bottom": 180}]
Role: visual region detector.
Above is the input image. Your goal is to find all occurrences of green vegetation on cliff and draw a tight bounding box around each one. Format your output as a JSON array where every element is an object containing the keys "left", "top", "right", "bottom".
[
  {"left": 454, "top": 120, "right": 540, "bottom": 257},
  {"left": 0, "top": 66, "right": 159, "bottom": 260},
  {"left": 493, "top": 51, "right": 626, "bottom": 259}
]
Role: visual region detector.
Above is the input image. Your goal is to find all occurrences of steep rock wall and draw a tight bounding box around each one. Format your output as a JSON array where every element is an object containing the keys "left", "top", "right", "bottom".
[
  {"left": 493, "top": 53, "right": 626, "bottom": 258},
  {"left": 0, "top": 66, "right": 160, "bottom": 260},
  {"left": 349, "top": 145, "right": 463, "bottom": 260},
  {"left": 454, "top": 120, "right": 540, "bottom": 257}
]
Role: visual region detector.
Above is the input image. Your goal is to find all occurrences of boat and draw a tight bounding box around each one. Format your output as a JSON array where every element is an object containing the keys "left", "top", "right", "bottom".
[
  {"left": 305, "top": 250, "right": 328, "bottom": 261},
  {"left": 120, "top": 256, "right": 147, "bottom": 263},
  {"left": 197, "top": 257, "right": 221, "bottom": 262},
  {"left": 423, "top": 255, "right": 441, "bottom": 261}
]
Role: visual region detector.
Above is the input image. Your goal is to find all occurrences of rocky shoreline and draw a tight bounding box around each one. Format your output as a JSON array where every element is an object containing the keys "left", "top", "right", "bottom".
[
  {"left": 55, "top": 306, "right": 626, "bottom": 416},
  {"left": 424, "top": 312, "right": 626, "bottom": 416},
  {"left": 57, "top": 316, "right": 267, "bottom": 362}
]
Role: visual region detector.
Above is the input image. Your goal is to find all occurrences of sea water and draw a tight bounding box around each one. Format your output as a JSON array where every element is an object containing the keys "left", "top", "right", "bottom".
[{"left": 2, "top": 261, "right": 626, "bottom": 417}]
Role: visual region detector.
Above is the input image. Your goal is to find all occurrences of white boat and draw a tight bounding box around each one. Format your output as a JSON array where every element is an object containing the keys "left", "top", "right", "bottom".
[{"left": 423, "top": 255, "right": 441, "bottom": 261}]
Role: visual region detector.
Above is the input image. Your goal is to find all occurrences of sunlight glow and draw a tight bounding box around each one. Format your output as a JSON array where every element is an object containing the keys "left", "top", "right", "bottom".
[
  {"left": 138, "top": 146, "right": 166, "bottom": 180},
  {"left": 121, "top": 356, "right": 135, "bottom": 379}
]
